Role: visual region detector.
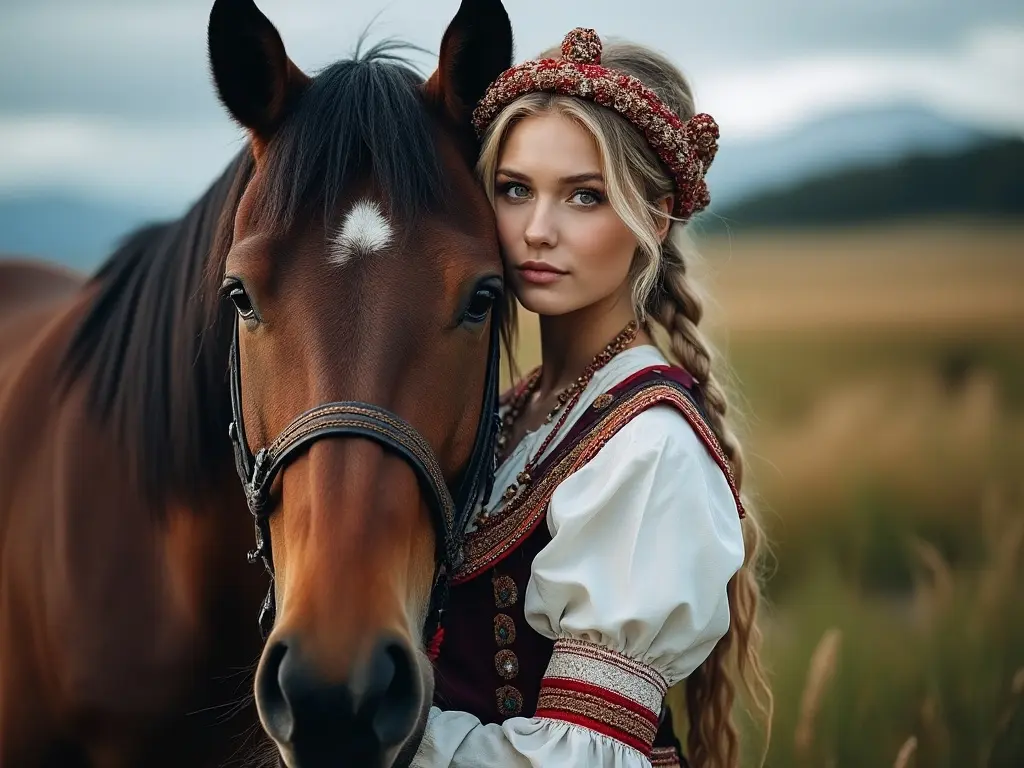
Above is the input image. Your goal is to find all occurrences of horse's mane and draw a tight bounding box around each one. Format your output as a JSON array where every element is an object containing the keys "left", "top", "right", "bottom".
[
  {"left": 255, "top": 39, "right": 448, "bottom": 229},
  {"left": 60, "top": 42, "right": 450, "bottom": 505}
]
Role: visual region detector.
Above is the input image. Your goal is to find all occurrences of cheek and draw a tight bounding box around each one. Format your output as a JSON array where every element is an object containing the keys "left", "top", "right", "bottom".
[
  {"left": 570, "top": 211, "right": 637, "bottom": 276},
  {"left": 495, "top": 204, "right": 525, "bottom": 253}
]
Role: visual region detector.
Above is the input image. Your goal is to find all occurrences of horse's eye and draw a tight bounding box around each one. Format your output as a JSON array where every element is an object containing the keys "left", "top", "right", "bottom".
[
  {"left": 228, "top": 286, "right": 256, "bottom": 320},
  {"left": 462, "top": 287, "right": 498, "bottom": 326}
]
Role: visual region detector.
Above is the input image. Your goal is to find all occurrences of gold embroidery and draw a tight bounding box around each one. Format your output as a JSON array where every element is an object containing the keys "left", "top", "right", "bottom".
[
  {"left": 544, "top": 637, "right": 667, "bottom": 712},
  {"left": 495, "top": 649, "right": 520, "bottom": 679},
  {"left": 495, "top": 685, "right": 523, "bottom": 717},
  {"left": 650, "top": 746, "right": 682, "bottom": 766},
  {"left": 492, "top": 574, "right": 518, "bottom": 607},
  {"left": 537, "top": 687, "right": 658, "bottom": 749},
  {"left": 494, "top": 614, "right": 516, "bottom": 646}
]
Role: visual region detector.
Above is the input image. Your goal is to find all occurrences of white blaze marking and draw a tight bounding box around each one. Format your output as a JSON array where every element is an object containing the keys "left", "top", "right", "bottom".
[{"left": 329, "top": 199, "right": 393, "bottom": 266}]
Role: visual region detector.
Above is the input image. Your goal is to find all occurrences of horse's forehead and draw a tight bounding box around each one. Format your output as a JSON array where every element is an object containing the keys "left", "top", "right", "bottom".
[
  {"left": 328, "top": 199, "right": 394, "bottom": 267},
  {"left": 324, "top": 192, "right": 496, "bottom": 272}
]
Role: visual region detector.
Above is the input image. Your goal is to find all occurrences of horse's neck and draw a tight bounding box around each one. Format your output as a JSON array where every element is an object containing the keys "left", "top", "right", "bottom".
[{"left": 1, "top": 285, "right": 246, "bottom": 680}]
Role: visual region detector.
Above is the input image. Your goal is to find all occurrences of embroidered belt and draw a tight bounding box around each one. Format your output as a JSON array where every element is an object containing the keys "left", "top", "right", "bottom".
[
  {"left": 535, "top": 638, "right": 668, "bottom": 755},
  {"left": 650, "top": 745, "right": 683, "bottom": 766}
]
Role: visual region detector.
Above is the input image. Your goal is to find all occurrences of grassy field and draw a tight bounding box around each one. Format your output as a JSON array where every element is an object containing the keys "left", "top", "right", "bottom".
[{"left": 510, "top": 221, "right": 1024, "bottom": 767}]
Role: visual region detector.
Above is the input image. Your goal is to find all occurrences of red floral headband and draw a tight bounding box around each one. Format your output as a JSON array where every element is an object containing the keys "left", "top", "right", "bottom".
[{"left": 472, "top": 27, "right": 719, "bottom": 219}]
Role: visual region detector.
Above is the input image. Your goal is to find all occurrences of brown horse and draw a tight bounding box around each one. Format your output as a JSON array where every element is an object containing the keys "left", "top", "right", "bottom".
[{"left": 0, "top": 0, "right": 512, "bottom": 765}]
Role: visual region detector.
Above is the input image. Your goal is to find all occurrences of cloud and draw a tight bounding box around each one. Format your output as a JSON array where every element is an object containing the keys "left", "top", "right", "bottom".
[
  {"left": 0, "top": 115, "right": 245, "bottom": 210},
  {"left": 700, "top": 25, "right": 1024, "bottom": 140},
  {"left": 0, "top": 3, "right": 1020, "bottom": 208}
]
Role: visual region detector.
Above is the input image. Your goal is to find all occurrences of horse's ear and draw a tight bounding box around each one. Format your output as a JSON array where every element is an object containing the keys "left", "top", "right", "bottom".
[
  {"left": 208, "top": 0, "right": 310, "bottom": 156},
  {"left": 425, "top": 0, "right": 513, "bottom": 127}
]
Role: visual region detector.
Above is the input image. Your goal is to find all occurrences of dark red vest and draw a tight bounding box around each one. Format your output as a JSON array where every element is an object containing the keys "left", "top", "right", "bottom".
[{"left": 432, "top": 365, "right": 743, "bottom": 763}]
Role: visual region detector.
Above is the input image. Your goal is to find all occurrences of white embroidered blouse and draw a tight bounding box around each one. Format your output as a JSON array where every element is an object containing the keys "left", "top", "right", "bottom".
[{"left": 412, "top": 345, "right": 745, "bottom": 768}]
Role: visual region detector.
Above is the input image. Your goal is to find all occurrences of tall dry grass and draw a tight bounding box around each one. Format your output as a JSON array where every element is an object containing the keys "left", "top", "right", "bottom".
[
  {"left": 893, "top": 736, "right": 918, "bottom": 768},
  {"left": 760, "top": 494, "right": 1024, "bottom": 767},
  {"left": 511, "top": 224, "right": 1024, "bottom": 766},
  {"left": 794, "top": 628, "right": 842, "bottom": 762}
]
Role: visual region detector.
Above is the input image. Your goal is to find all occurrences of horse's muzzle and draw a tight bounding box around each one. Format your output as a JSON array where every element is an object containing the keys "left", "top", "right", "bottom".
[{"left": 257, "top": 633, "right": 421, "bottom": 767}]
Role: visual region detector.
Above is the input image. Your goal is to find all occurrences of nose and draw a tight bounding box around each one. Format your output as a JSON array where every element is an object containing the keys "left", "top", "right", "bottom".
[
  {"left": 524, "top": 201, "right": 557, "bottom": 249},
  {"left": 256, "top": 634, "right": 420, "bottom": 765}
]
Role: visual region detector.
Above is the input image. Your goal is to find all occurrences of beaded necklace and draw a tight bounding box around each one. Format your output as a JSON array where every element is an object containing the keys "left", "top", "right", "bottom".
[{"left": 479, "top": 320, "right": 639, "bottom": 521}]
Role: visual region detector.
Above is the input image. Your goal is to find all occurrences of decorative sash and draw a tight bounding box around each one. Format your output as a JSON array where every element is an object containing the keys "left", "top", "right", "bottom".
[{"left": 454, "top": 364, "right": 744, "bottom": 584}]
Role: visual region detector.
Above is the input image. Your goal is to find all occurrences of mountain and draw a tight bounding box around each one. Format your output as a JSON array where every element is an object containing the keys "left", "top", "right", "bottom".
[
  {"left": 0, "top": 103, "right": 1017, "bottom": 272},
  {"left": 705, "top": 103, "right": 995, "bottom": 210},
  {"left": 709, "top": 137, "right": 1024, "bottom": 229}
]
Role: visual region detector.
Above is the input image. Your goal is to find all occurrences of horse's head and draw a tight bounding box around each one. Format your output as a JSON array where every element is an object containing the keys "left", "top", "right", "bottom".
[{"left": 207, "top": 0, "right": 511, "bottom": 764}]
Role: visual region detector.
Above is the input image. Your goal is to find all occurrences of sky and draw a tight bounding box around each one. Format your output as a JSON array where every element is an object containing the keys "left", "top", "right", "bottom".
[{"left": 1, "top": 0, "right": 1022, "bottom": 210}]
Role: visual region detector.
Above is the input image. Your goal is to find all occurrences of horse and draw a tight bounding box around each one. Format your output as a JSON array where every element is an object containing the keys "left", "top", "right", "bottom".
[{"left": 0, "top": 0, "right": 513, "bottom": 765}]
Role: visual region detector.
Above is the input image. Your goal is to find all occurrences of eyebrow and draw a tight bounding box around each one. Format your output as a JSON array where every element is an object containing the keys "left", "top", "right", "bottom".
[{"left": 496, "top": 168, "right": 605, "bottom": 185}]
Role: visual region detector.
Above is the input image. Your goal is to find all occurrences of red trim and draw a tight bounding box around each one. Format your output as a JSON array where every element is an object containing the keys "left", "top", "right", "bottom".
[
  {"left": 656, "top": 389, "right": 745, "bottom": 518},
  {"left": 425, "top": 626, "right": 444, "bottom": 663},
  {"left": 540, "top": 677, "right": 659, "bottom": 724},
  {"left": 455, "top": 364, "right": 739, "bottom": 583},
  {"left": 533, "top": 709, "right": 651, "bottom": 754},
  {"left": 451, "top": 509, "right": 549, "bottom": 585},
  {"left": 500, "top": 367, "right": 540, "bottom": 406},
  {"left": 650, "top": 746, "right": 682, "bottom": 766},
  {"left": 612, "top": 364, "right": 694, "bottom": 393},
  {"left": 535, "top": 676, "right": 659, "bottom": 755},
  {"left": 541, "top": 365, "right": 700, "bottom": 471}
]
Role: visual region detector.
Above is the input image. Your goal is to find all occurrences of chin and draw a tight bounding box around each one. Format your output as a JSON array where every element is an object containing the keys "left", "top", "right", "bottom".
[{"left": 514, "top": 285, "right": 579, "bottom": 317}]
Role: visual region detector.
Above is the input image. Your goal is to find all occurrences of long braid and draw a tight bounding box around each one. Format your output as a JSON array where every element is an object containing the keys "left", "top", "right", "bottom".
[{"left": 652, "top": 236, "right": 772, "bottom": 768}]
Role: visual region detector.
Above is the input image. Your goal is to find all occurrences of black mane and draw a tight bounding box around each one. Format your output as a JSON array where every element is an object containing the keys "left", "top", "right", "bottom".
[
  {"left": 60, "top": 44, "right": 449, "bottom": 504},
  {"left": 256, "top": 40, "right": 449, "bottom": 230}
]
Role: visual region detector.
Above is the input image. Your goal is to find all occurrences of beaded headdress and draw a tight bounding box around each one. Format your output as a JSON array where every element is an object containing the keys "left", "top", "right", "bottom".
[{"left": 472, "top": 27, "right": 719, "bottom": 219}]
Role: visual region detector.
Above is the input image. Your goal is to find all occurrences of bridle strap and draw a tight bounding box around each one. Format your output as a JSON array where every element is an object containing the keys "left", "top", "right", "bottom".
[
  {"left": 227, "top": 309, "right": 501, "bottom": 641},
  {"left": 247, "top": 405, "right": 460, "bottom": 565},
  {"left": 451, "top": 327, "right": 502, "bottom": 529}
]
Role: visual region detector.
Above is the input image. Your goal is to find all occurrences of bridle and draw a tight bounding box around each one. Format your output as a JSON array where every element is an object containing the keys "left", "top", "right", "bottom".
[{"left": 227, "top": 309, "right": 502, "bottom": 643}]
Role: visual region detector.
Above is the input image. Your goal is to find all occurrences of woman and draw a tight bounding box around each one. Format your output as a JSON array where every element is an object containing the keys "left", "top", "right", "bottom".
[{"left": 413, "top": 27, "right": 771, "bottom": 768}]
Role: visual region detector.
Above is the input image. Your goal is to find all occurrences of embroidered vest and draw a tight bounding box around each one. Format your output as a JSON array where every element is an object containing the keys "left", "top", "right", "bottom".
[{"left": 432, "top": 365, "right": 743, "bottom": 764}]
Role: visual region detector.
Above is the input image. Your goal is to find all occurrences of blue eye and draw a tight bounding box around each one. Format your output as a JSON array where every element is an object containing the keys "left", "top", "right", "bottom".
[
  {"left": 502, "top": 182, "right": 530, "bottom": 200},
  {"left": 570, "top": 189, "right": 603, "bottom": 206}
]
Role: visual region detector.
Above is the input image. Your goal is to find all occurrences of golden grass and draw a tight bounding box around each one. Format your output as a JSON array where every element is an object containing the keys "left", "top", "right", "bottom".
[
  {"left": 757, "top": 493, "right": 1024, "bottom": 767},
  {"left": 508, "top": 222, "right": 1024, "bottom": 765},
  {"left": 511, "top": 221, "right": 1024, "bottom": 368},
  {"left": 511, "top": 221, "right": 1024, "bottom": 570},
  {"left": 794, "top": 628, "right": 842, "bottom": 760},
  {"left": 694, "top": 220, "right": 1024, "bottom": 333},
  {"left": 892, "top": 736, "right": 918, "bottom": 768},
  {"left": 746, "top": 366, "right": 1013, "bottom": 506}
]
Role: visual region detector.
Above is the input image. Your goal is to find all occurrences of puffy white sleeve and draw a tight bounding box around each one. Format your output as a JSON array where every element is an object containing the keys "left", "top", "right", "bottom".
[{"left": 412, "top": 404, "right": 745, "bottom": 767}]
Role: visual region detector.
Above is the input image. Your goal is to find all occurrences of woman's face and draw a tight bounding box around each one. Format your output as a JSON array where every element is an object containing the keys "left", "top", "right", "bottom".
[{"left": 493, "top": 111, "right": 639, "bottom": 317}]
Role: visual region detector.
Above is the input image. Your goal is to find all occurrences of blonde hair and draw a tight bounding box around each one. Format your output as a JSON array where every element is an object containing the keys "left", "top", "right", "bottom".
[{"left": 477, "top": 41, "right": 773, "bottom": 768}]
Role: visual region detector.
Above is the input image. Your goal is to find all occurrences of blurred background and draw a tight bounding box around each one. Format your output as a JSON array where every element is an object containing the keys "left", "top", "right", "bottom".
[{"left": 2, "top": 0, "right": 1022, "bottom": 764}]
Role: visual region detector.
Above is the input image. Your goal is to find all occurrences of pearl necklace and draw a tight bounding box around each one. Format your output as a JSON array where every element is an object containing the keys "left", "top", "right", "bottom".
[{"left": 479, "top": 320, "right": 639, "bottom": 521}]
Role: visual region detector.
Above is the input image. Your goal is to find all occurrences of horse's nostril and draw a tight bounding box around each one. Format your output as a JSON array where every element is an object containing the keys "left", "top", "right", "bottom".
[
  {"left": 367, "top": 637, "right": 420, "bottom": 747},
  {"left": 256, "top": 639, "right": 294, "bottom": 743},
  {"left": 254, "top": 634, "right": 420, "bottom": 763}
]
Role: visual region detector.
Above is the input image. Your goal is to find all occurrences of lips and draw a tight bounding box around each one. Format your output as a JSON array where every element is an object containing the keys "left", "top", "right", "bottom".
[
  {"left": 516, "top": 261, "right": 567, "bottom": 286},
  {"left": 517, "top": 260, "right": 567, "bottom": 275}
]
